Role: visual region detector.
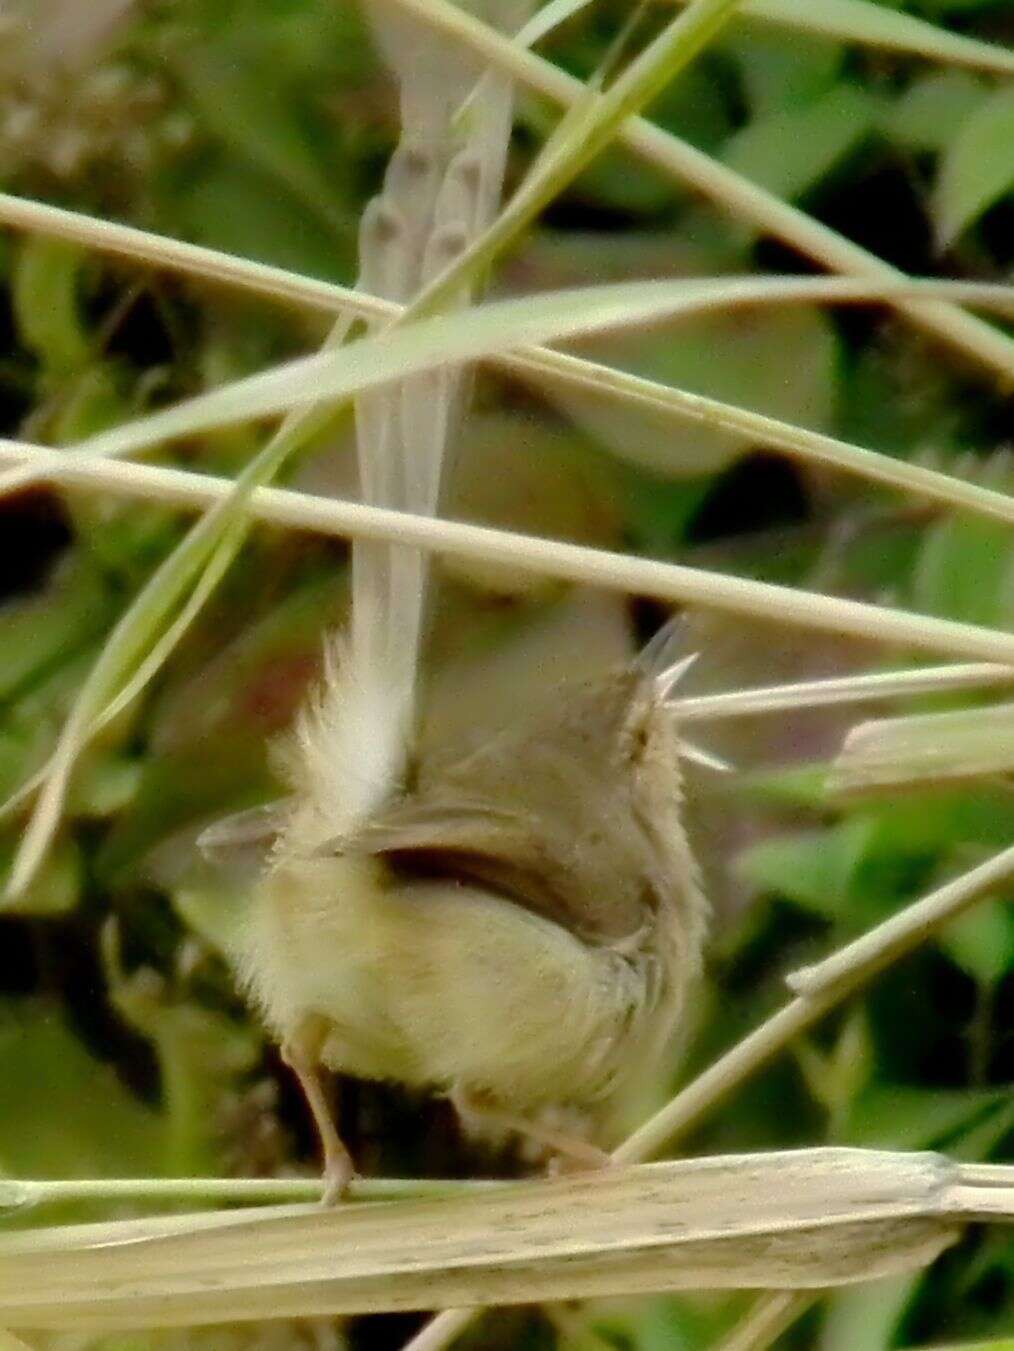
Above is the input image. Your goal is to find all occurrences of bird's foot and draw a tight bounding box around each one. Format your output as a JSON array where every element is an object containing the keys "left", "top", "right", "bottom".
[
  {"left": 545, "top": 1140, "right": 614, "bottom": 1174},
  {"left": 452, "top": 1087, "right": 613, "bottom": 1174},
  {"left": 320, "top": 1143, "right": 357, "bottom": 1206}
]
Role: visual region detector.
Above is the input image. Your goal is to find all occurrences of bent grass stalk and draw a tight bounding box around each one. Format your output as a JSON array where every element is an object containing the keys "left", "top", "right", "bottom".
[
  {"left": 713, "top": 1292, "right": 819, "bottom": 1351},
  {"left": 3, "top": 276, "right": 1013, "bottom": 499},
  {"left": 616, "top": 841, "right": 1014, "bottom": 1163}
]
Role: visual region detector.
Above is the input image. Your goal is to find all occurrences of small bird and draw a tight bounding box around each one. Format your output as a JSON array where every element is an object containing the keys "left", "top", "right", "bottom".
[
  {"left": 200, "top": 0, "right": 709, "bottom": 1198},
  {"left": 208, "top": 641, "right": 708, "bottom": 1196}
]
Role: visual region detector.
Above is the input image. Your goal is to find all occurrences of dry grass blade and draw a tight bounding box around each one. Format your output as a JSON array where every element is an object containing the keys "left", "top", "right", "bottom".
[
  {"left": 829, "top": 702, "right": 1014, "bottom": 795},
  {"left": 0, "top": 1150, "right": 1007, "bottom": 1332},
  {"left": 5, "top": 194, "right": 1014, "bottom": 528}
]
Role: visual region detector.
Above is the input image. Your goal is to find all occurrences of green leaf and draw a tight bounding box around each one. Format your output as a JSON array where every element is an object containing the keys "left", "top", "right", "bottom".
[
  {"left": 914, "top": 514, "right": 1014, "bottom": 629},
  {"left": 94, "top": 736, "right": 277, "bottom": 888},
  {"left": 545, "top": 305, "right": 839, "bottom": 476},
  {"left": 866, "top": 788, "right": 1014, "bottom": 856},
  {"left": 0, "top": 1001, "right": 162, "bottom": 1179},
  {"left": 933, "top": 85, "right": 1014, "bottom": 248},
  {"left": 0, "top": 835, "right": 80, "bottom": 916},
  {"left": 735, "top": 763, "right": 832, "bottom": 809},
  {"left": 66, "top": 754, "right": 142, "bottom": 819},
  {"left": 843, "top": 1082, "right": 1011, "bottom": 1150},
  {"left": 0, "top": 556, "right": 113, "bottom": 705},
  {"left": 884, "top": 71, "right": 987, "bottom": 153},
  {"left": 939, "top": 898, "right": 1014, "bottom": 987},
  {"left": 723, "top": 20, "right": 843, "bottom": 116},
  {"left": 105, "top": 948, "right": 261, "bottom": 1176},
  {"left": 173, "top": 36, "right": 354, "bottom": 242},
  {"left": 172, "top": 882, "right": 251, "bottom": 957},
  {"left": 170, "top": 158, "right": 356, "bottom": 281},
  {"left": 11, "top": 238, "right": 91, "bottom": 377},
  {"left": 736, "top": 817, "right": 879, "bottom": 918},
  {"left": 148, "top": 573, "right": 346, "bottom": 754},
  {"left": 722, "top": 82, "right": 880, "bottom": 203}
]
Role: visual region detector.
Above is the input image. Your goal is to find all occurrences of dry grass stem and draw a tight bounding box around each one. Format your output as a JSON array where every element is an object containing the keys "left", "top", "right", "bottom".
[
  {"left": 713, "top": 1291, "right": 818, "bottom": 1351},
  {"left": 786, "top": 842, "right": 1014, "bottom": 999},
  {"left": 2, "top": 438, "right": 1014, "bottom": 667},
  {"left": 672, "top": 664, "right": 1014, "bottom": 721}
]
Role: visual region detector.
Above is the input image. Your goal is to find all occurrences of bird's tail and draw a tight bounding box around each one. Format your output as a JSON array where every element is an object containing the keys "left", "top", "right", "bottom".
[{"left": 281, "top": 3, "right": 526, "bottom": 852}]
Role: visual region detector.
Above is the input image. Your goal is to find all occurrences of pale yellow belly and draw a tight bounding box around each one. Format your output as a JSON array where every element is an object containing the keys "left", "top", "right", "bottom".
[{"left": 233, "top": 855, "right": 651, "bottom": 1108}]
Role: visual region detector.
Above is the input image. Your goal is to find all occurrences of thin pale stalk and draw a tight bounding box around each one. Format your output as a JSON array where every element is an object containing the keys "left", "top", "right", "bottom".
[
  {"left": 386, "top": 0, "right": 1014, "bottom": 381},
  {"left": 714, "top": 1292, "right": 818, "bottom": 1351},
  {"left": 4, "top": 193, "right": 1014, "bottom": 527},
  {"left": 787, "top": 843, "right": 1014, "bottom": 999},
  {"left": 614, "top": 840, "right": 1014, "bottom": 1164},
  {"left": 672, "top": 663, "right": 1014, "bottom": 722},
  {"left": 0, "top": 1176, "right": 502, "bottom": 1212},
  {"left": 403, "top": 1310, "right": 480, "bottom": 1351},
  {"left": 2, "top": 439, "right": 1014, "bottom": 667},
  {"left": 544, "top": 1304, "right": 621, "bottom": 1351}
]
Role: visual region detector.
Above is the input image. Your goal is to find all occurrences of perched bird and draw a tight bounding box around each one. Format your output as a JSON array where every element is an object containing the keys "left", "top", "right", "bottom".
[{"left": 201, "top": 0, "right": 708, "bottom": 1198}]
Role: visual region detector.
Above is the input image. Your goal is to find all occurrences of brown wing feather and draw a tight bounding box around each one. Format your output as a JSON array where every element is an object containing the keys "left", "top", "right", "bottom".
[{"left": 341, "top": 670, "right": 682, "bottom": 943}]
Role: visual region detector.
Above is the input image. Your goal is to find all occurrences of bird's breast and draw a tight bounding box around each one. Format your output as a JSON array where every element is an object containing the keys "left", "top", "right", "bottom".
[{"left": 236, "top": 854, "right": 668, "bottom": 1107}]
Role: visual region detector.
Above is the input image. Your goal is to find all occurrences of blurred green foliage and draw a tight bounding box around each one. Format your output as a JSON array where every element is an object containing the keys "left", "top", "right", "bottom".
[{"left": 0, "top": 0, "right": 1011, "bottom": 1347}]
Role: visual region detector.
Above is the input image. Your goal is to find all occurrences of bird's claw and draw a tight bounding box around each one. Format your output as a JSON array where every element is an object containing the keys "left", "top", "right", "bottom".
[{"left": 320, "top": 1148, "right": 357, "bottom": 1205}]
